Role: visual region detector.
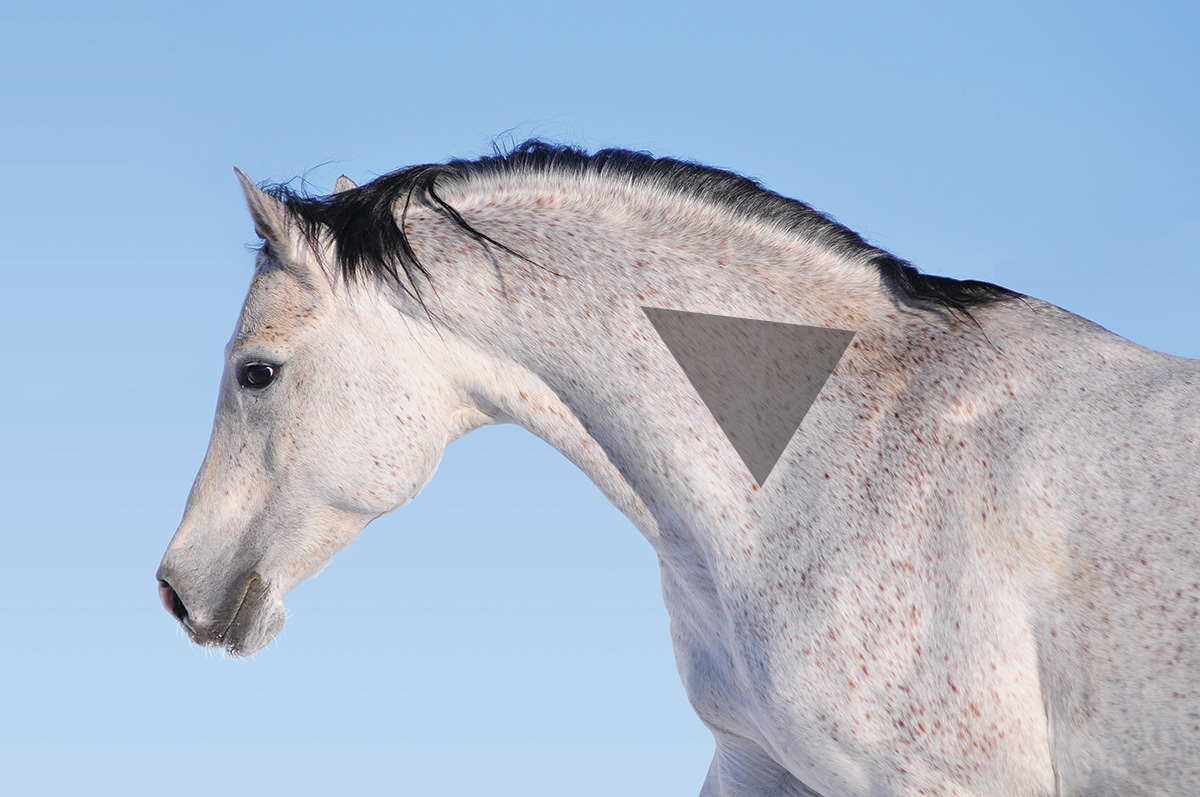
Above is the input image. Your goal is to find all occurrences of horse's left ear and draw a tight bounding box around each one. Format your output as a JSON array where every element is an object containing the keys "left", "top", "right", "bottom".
[
  {"left": 334, "top": 175, "right": 357, "bottom": 194},
  {"left": 234, "top": 168, "right": 332, "bottom": 292},
  {"left": 234, "top": 168, "right": 294, "bottom": 255}
]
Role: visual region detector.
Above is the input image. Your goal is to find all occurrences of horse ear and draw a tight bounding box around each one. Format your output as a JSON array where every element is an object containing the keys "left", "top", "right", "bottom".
[
  {"left": 234, "top": 168, "right": 292, "bottom": 253},
  {"left": 234, "top": 168, "right": 332, "bottom": 292},
  {"left": 333, "top": 175, "right": 357, "bottom": 194}
]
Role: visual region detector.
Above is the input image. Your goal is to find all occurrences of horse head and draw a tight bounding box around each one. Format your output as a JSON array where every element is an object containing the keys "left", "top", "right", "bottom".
[{"left": 156, "top": 172, "right": 485, "bottom": 656}]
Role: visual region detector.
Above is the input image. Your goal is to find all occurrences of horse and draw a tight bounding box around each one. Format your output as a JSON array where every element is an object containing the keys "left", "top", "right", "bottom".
[{"left": 157, "top": 142, "right": 1199, "bottom": 796}]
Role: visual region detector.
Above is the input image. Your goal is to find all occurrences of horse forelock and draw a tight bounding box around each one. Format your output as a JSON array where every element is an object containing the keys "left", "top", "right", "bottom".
[{"left": 265, "top": 140, "right": 1022, "bottom": 320}]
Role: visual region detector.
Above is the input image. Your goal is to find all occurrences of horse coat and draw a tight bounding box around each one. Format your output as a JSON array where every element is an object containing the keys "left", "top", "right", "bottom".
[{"left": 158, "top": 143, "right": 1200, "bottom": 796}]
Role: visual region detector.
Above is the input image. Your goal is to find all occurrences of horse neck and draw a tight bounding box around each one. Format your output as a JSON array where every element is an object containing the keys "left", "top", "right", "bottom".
[{"left": 413, "top": 179, "right": 929, "bottom": 553}]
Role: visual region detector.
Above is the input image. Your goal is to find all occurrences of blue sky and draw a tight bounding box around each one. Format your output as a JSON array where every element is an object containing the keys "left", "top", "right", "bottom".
[{"left": 1, "top": 2, "right": 1197, "bottom": 794}]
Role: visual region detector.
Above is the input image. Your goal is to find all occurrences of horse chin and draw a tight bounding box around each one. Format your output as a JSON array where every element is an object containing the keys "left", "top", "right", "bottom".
[{"left": 221, "top": 599, "right": 286, "bottom": 658}]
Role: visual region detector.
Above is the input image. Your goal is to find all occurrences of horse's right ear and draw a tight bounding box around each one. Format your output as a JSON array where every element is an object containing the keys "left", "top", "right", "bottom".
[{"left": 234, "top": 168, "right": 292, "bottom": 254}]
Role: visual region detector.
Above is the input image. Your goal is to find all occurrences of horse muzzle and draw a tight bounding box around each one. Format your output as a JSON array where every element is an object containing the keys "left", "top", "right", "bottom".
[{"left": 156, "top": 568, "right": 285, "bottom": 657}]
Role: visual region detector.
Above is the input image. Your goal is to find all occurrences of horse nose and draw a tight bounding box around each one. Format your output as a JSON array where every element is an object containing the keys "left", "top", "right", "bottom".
[{"left": 158, "top": 578, "right": 189, "bottom": 623}]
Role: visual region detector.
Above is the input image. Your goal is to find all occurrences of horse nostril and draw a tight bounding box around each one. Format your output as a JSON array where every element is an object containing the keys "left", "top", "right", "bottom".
[{"left": 158, "top": 579, "right": 189, "bottom": 623}]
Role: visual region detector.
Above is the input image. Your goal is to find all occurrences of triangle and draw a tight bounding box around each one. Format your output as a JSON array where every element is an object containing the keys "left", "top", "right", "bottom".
[{"left": 643, "top": 307, "right": 855, "bottom": 486}]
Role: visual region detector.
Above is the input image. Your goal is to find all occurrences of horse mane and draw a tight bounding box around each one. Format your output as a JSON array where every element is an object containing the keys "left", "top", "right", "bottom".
[{"left": 267, "top": 140, "right": 1021, "bottom": 317}]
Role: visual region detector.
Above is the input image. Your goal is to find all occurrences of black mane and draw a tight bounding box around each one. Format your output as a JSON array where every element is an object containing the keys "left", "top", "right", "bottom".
[{"left": 268, "top": 140, "right": 1021, "bottom": 316}]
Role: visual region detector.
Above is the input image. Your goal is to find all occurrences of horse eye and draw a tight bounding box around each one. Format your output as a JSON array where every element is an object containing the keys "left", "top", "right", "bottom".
[{"left": 239, "top": 362, "right": 276, "bottom": 389}]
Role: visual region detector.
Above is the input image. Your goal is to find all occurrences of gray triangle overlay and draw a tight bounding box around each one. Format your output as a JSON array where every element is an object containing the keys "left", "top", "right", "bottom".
[{"left": 643, "top": 307, "right": 855, "bottom": 486}]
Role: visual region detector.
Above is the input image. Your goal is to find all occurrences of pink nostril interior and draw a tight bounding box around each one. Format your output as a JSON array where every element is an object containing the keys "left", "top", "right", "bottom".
[{"left": 158, "top": 580, "right": 188, "bottom": 621}]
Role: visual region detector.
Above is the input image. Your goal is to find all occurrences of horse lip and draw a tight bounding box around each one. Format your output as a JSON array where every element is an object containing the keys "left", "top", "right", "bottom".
[
  {"left": 174, "top": 573, "right": 270, "bottom": 654},
  {"left": 221, "top": 574, "right": 271, "bottom": 655}
]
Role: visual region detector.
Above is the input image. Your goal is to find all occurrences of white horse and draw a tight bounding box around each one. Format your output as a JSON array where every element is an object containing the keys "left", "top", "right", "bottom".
[{"left": 157, "top": 143, "right": 1199, "bottom": 796}]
